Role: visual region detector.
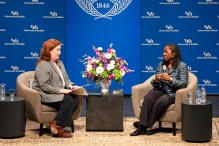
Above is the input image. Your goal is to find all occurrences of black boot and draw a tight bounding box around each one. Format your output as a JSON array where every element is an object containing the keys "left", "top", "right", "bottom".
[{"left": 130, "top": 125, "right": 147, "bottom": 136}]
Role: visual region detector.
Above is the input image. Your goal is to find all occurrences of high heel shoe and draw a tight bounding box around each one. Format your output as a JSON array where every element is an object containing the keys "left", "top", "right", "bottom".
[
  {"left": 133, "top": 121, "right": 139, "bottom": 128},
  {"left": 130, "top": 125, "right": 147, "bottom": 136}
]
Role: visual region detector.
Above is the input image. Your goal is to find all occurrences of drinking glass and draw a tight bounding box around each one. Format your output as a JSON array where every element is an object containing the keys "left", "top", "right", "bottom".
[
  {"left": 187, "top": 91, "right": 193, "bottom": 103},
  {"left": 9, "top": 89, "right": 15, "bottom": 101}
]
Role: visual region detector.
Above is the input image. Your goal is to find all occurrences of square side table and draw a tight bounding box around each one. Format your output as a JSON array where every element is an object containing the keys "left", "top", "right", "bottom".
[{"left": 86, "top": 90, "right": 123, "bottom": 131}]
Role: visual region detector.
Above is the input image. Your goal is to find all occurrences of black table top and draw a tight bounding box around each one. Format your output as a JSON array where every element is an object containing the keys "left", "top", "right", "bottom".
[
  {"left": 0, "top": 96, "right": 24, "bottom": 102},
  {"left": 182, "top": 100, "right": 212, "bottom": 105}
]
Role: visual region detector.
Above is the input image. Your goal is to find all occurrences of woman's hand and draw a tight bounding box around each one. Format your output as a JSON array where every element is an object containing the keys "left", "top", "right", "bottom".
[
  {"left": 59, "top": 89, "right": 72, "bottom": 94},
  {"left": 155, "top": 74, "right": 162, "bottom": 81},
  {"left": 161, "top": 73, "right": 171, "bottom": 81}
]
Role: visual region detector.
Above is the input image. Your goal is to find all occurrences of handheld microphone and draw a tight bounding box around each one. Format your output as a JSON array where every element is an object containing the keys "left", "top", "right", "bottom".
[{"left": 162, "top": 65, "right": 167, "bottom": 73}]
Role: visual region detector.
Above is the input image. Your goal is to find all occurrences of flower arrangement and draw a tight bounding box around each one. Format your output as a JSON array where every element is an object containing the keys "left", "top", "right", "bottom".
[{"left": 79, "top": 43, "right": 134, "bottom": 86}]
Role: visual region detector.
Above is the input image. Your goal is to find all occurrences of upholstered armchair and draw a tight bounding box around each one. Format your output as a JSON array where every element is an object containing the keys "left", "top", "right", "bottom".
[
  {"left": 131, "top": 72, "right": 198, "bottom": 136},
  {"left": 16, "top": 71, "right": 84, "bottom": 136}
]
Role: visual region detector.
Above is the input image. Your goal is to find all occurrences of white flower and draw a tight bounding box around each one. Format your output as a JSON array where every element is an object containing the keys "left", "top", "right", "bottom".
[
  {"left": 120, "top": 70, "right": 125, "bottom": 76},
  {"left": 105, "top": 53, "right": 112, "bottom": 59},
  {"left": 86, "top": 64, "right": 92, "bottom": 71},
  {"left": 97, "top": 47, "right": 103, "bottom": 51},
  {"left": 110, "top": 60, "right": 115, "bottom": 65},
  {"left": 107, "top": 64, "right": 115, "bottom": 71},
  {"left": 111, "top": 49, "right": 116, "bottom": 54},
  {"left": 96, "top": 66, "right": 104, "bottom": 75}
]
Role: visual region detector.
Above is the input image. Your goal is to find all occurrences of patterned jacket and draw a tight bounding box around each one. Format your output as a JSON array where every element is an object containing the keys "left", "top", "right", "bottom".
[
  {"left": 150, "top": 61, "right": 188, "bottom": 98},
  {"left": 33, "top": 60, "right": 74, "bottom": 102}
]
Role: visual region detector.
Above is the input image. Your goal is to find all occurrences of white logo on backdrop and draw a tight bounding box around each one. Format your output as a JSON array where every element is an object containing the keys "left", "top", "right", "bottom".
[
  {"left": 178, "top": 11, "right": 199, "bottom": 18},
  {"left": 4, "top": 11, "right": 25, "bottom": 18},
  {"left": 24, "top": 0, "right": 45, "bottom": 4},
  {"left": 75, "top": 0, "right": 132, "bottom": 20},
  {"left": 187, "top": 66, "right": 198, "bottom": 73},
  {"left": 141, "top": 39, "right": 160, "bottom": 46},
  {"left": 141, "top": 66, "right": 156, "bottom": 73},
  {"left": 198, "top": 0, "right": 219, "bottom": 4},
  {"left": 4, "top": 38, "right": 25, "bottom": 46},
  {"left": 216, "top": 70, "right": 219, "bottom": 73},
  {"left": 141, "top": 12, "right": 160, "bottom": 19},
  {"left": 178, "top": 39, "right": 198, "bottom": 46},
  {"left": 43, "top": 12, "right": 64, "bottom": 19},
  {"left": 24, "top": 52, "right": 39, "bottom": 59},
  {"left": 159, "top": 25, "right": 179, "bottom": 32},
  {"left": 216, "top": 43, "right": 219, "bottom": 46},
  {"left": 197, "top": 52, "right": 217, "bottom": 59},
  {"left": 197, "top": 25, "right": 218, "bottom": 32},
  {"left": 24, "top": 25, "right": 44, "bottom": 32},
  {"left": 0, "top": 28, "right": 6, "bottom": 32},
  {"left": 198, "top": 79, "right": 217, "bottom": 87},
  {"left": 0, "top": 1, "right": 6, "bottom": 4},
  {"left": 0, "top": 56, "right": 6, "bottom": 59},
  {"left": 159, "top": 0, "right": 180, "bottom": 5},
  {"left": 5, "top": 66, "right": 25, "bottom": 73}
]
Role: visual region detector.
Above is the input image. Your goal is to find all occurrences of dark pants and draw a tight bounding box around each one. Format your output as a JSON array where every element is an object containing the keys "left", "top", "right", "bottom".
[
  {"left": 139, "top": 89, "right": 175, "bottom": 128},
  {"left": 42, "top": 94, "right": 79, "bottom": 127}
]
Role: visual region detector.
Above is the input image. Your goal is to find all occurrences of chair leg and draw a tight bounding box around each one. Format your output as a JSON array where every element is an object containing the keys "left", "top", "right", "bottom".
[
  {"left": 172, "top": 123, "right": 176, "bottom": 136},
  {"left": 39, "top": 123, "right": 44, "bottom": 137},
  {"left": 159, "top": 121, "right": 162, "bottom": 128},
  {"left": 71, "top": 120, "right": 75, "bottom": 133}
]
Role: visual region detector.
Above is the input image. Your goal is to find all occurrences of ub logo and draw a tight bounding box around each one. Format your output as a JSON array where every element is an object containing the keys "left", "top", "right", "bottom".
[
  {"left": 146, "top": 39, "right": 153, "bottom": 44},
  {"left": 203, "top": 79, "right": 211, "bottom": 85},
  {"left": 165, "top": 25, "right": 173, "bottom": 30},
  {"left": 31, "top": 52, "right": 38, "bottom": 57},
  {"left": 206, "top": 0, "right": 212, "bottom": 2},
  {"left": 184, "top": 39, "right": 192, "bottom": 43},
  {"left": 31, "top": 25, "right": 38, "bottom": 30},
  {"left": 146, "top": 12, "right": 154, "bottom": 17},
  {"left": 187, "top": 66, "right": 192, "bottom": 71},
  {"left": 145, "top": 66, "right": 153, "bottom": 71},
  {"left": 32, "top": 0, "right": 39, "bottom": 2},
  {"left": 50, "top": 12, "right": 57, "bottom": 17},
  {"left": 11, "top": 11, "right": 19, "bottom": 16},
  {"left": 11, "top": 38, "right": 19, "bottom": 43},
  {"left": 167, "top": 0, "right": 174, "bottom": 2},
  {"left": 204, "top": 52, "right": 211, "bottom": 57},
  {"left": 204, "top": 25, "right": 212, "bottom": 30},
  {"left": 11, "top": 66, "right": 19, "bottom": 71},
  {"left": 75, "top": 0, "right": 132, "bottom": 20},
  {"left": 185, "top": 11, "right": 192, "bottom": 16}
]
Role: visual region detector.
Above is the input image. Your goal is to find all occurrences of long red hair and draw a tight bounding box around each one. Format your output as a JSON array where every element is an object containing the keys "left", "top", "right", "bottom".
[{"left": 36, "top": 39, "right": 61, "bottom": 66}]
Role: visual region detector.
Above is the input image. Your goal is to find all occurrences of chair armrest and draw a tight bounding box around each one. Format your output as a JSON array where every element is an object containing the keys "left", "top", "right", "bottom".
[{"left": 131, "top": 75, "right": 154, "bottom": 119}]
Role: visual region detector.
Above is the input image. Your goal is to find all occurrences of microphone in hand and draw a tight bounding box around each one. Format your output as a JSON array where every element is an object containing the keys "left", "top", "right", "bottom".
[{"left": 162, "top": 65, "right": 167, "bottom": 73}]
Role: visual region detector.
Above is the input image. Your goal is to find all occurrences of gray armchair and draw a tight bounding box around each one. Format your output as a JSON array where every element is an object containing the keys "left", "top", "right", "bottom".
[
  {"left": 16, "top": 71, "right": 83, "bottom": 136},
  {"left": 131, "top": 72, "right": 198, "bottom": 135}
]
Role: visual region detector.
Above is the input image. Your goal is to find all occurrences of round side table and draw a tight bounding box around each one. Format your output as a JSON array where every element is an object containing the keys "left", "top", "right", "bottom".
[
  {"left": 0, "top": 96, "right": 25, "bottom": 138},
  {"left": 181, "top": 100, "right": 212, "bottom": 142}
]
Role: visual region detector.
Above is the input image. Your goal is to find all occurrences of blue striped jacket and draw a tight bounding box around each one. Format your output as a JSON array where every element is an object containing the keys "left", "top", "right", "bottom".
[{"left": 150, "top": 61, "right": 188, "bottom": 98}]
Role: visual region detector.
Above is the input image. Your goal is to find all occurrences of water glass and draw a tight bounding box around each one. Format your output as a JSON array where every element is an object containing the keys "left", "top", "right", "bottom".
[
  {"left": 9, "top": 89, "right": 15, "bottom": 100},
  {"left": 187, "top": 91, "right": 193, "bottom": 103}
]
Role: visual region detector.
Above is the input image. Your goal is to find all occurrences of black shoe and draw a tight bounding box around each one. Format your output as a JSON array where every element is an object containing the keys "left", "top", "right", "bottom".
[
  {"left": 130, "top": 125, "right": 147, "bottom": 136},
  {"left": 133, "top": 121, "right": 139, "bottom": 128}
]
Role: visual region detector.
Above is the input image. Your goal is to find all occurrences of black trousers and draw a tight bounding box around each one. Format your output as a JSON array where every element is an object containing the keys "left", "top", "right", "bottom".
[
  {"left": 139, "top": 89, "right": 175, "bottom": 128},
  {"left": 42, "top": 94, "right": 79, "bottom": 127}
]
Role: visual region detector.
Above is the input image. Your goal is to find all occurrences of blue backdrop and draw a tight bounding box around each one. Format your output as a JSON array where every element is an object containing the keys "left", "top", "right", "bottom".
[
  {"left": 66, "top": 0, "right": 141, "bottom": 94},
  {"left": 141, "top": 0, "right": 219, "bottom": 94},
  {"left": 0, "top": 0, "right": 219, "bottom": 94},
  {"left": 0, "top": 0, "right": 66, "bottom": 93}
]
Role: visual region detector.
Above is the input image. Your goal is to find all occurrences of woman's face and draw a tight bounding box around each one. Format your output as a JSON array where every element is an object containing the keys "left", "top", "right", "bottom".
[
  {"left": 163, "top": 46, "right": 174, "bottom": 62},
  {"left": 50, "top": 45, "right": 61, "bottom": 61}
]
